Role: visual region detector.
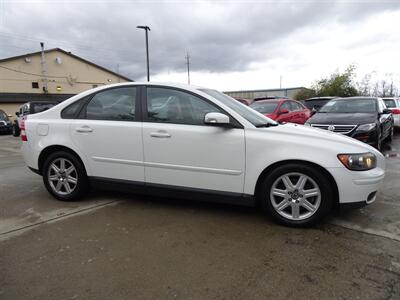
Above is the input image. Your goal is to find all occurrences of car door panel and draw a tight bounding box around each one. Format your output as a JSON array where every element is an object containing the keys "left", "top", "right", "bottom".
[
  {"left": 69, "top": 86, "right": 145, "bottom": 182},
  {"left": 142, "top": 86, "right": 245, "bottom": 194}
]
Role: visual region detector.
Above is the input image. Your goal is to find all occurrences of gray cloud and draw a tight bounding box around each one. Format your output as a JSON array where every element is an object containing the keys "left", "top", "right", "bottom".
[{"left": 1, "top": 0, "right": 399, "bottom": 80}]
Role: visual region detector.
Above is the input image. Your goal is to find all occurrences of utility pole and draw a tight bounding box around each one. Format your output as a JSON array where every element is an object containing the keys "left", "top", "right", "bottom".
[
  {"left": 40, "top": 42, "right": 48, "bottom": 93},
  {"left": 136, "top": 25, "right": 151, "bottom": 81},
  {"left": 185, "top": 51, "right": 190, "bottom": 85},
  {"left": 279, "top": 75, "right": 282, "bottom": 89}
]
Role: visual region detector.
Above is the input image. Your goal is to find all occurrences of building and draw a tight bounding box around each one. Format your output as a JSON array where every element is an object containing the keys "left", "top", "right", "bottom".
[
  {"left": 0, "top": 48, "right": 132, "bottom": 119},
  {"left": 224, "top": 87, "right": 308, "bottom": 100}
]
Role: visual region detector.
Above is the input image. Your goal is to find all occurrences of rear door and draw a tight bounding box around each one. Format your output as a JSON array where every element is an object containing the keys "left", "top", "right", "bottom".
[
  {"left": 69, "top": 86, "right": 145, "bottom": 182},
  {"left": 142, "top": 86, "right": 245, "bottom": 194}
]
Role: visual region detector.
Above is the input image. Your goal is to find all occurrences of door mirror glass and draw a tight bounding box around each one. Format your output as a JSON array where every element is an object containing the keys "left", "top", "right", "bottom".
[
  {"left": 204, "top": 112, "right": 230, "bottom": 125},
  {"left": 279, "top": 108, "right": 289, "bottom": 115}
]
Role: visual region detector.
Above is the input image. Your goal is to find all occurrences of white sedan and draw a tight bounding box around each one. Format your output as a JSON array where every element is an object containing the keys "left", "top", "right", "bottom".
[{"left": 21, "top": 82, "right": 385, "bottom": 227}]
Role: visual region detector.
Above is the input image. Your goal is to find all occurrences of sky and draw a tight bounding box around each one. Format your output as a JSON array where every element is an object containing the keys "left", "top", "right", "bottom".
[{"left": 0, "top": 0, "right": 400, "bottom": 91}]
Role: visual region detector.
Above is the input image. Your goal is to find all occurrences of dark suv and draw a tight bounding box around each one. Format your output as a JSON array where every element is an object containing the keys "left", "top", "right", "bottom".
[
  {"left": 0, "top": 109, "right": 13, "bottom": 134},
  {"left": 13, "top": 101, "right": 59, "bottom": 136},
  {"left": 305, "top": 97, "right": 394, "bottom": 150}
]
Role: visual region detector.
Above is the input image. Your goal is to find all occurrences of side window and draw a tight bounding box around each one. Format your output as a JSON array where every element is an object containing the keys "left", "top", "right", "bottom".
[
  {"left": 377, "top": 99, "right": 384, "bottom": 113},
  {"left": 280, "top": 101, "right": 292, "bottom": 111},
  {"left": 290, "top": 101, "right": 302, "bottom": 111},
  {"left": 146, "top": 87, "right": 221, "bottom": 125},
  {"left": 85, "top": 87, "right": 136, "bottom": 121},
  {"left": 61, "top": 97, "right": 88, "bottom": 119}
]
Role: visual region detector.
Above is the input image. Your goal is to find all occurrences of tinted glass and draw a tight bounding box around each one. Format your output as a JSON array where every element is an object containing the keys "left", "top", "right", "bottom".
[
  {"left": 86, "top": 87, "right": 136, "bottom": 121},
  {"left": 383, "top": 99, "right": 396, "bottom": 108},
  {"left": 304, "top": 100, "right": 330, "bottom": 110},
  {"left": 61, "top": 98, "right": 87, "bottom": 119},
  {"left": 290, "top": 101, "right": 303, "bottom": 111},
  {"left": 319, "top": 98, "right": 377, "bottom": 113},
  {"left": 32, "top": 103, "right": 57, "bottom": 114},
  {"left": 147, "top": 87, "right": 221, "bottom": 125},
  {"left": 250, "top": 101, "right": 278, "bottom": 113},
  {"left": 199, "top": 89, "right": 276, "bottom": 126}
]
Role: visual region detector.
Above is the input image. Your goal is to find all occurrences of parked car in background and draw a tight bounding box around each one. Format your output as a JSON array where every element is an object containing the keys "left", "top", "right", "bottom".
[
  {"left": 0, "top": 109, "right": 13, "bottom": 134},
  {"left": 383, "top": 97, "right": 400, "bottom": 128},
  {"left": 250, "top": 99, "right": 311, "bottom": 124},
  {"left": 13, "top": 101, "right": 59, "bottom": 136},
  {"left": 303, "top": 97, "right": 337, "bottom": 114},
  {"left": 22, "top": 82, "right": 385, "bottom": 227},
  {"left": 233, "top": 97, "right": 253, "bottom": 106},
  {"left": 306, "top": 97, "right": 394, "bottom": 150}
]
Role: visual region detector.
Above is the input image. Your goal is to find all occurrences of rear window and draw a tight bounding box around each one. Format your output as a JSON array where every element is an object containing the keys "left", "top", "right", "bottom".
[
  {"left": 250, "top": 101, "right": 278, "bottom": 114},
  {"left": 383, "top": 99, "right": 396, "bottom": 108},
  {"left": 304, "top": 100, "right": 331, "bottom": 110}
]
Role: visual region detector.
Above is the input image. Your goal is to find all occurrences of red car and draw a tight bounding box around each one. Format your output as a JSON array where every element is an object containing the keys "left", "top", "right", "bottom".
[{"left": 250, "top": 99, "right": 311, "bottom": 124}]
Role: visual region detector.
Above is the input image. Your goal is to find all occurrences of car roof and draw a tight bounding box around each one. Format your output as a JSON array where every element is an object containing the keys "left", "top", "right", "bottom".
[{"left": 305, "top": 97, "right": 337, "bottom": 101}]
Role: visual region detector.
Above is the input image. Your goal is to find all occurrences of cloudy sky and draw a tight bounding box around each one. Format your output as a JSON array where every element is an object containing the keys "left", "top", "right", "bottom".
[{"left": 1, "top": 0, "right": 400, "bottom": 91}]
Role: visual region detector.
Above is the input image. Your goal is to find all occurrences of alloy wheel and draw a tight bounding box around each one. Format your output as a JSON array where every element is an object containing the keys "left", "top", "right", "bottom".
[
  {"left": 270, "top": 172, "right": 321, "bottom": 221},
  {"left": 47, "top": 158, "right": 78, "bottom": 195}
]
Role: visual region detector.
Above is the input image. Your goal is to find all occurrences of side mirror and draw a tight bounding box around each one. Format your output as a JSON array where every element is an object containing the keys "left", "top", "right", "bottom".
[
  {"left": 204, "top": 112, "right": 231, "bottom": 126},
  {"left": 15, "top": 112, "right": 20, "bottom": 116},
  {"left": 279, "top": 108, "right": 289, "bottom": 115}
]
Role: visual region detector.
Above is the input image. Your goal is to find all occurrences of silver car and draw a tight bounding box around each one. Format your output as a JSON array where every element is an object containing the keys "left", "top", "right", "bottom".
[{"left": 383, "top": 98, "right": 400, "bottom": 128}]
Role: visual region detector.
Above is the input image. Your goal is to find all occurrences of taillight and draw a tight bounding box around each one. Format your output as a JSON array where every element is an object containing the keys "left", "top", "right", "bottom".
[
  {"left": 20, "top": 118, "right": 27, "bottom": 141},
  {"left": 392, "top": 108, "right": 400, "bottom": 115}
]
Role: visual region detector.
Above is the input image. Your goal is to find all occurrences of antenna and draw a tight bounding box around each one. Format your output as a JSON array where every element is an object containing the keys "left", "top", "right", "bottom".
[{"left": 185, "top": 51, "right": 190, "bottom": 85}]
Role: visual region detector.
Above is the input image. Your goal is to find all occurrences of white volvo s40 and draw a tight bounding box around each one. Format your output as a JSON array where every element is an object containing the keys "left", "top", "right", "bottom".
[{"left": 21, "top": 83, "right": 385, "bottom": 227}]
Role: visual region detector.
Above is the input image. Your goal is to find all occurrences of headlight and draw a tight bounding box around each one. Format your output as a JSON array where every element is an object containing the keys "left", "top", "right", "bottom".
[
  {"left": 357, "top": 123, "right": 376, "bottom": 132},
  {"left": 337, "top": 152, "right": 376, "bottom": 171}
]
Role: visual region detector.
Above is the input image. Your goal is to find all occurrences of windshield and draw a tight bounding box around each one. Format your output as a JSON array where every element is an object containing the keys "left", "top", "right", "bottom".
[
  {"left": 250, "top": 101, "right": 278, "bottom": 114},
  {"left": 319, "top": 98, "right": 377, "bottom": 113},
  {"left": 198, "top": 89, "right": 277, "bottom": 127},
  {"left": 383, "top": 99, "right": 396, "bottom": 108}
]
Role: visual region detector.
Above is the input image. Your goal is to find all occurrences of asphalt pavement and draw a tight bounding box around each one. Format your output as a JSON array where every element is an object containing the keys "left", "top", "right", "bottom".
[{"left": 1, "top": 133, "right": 399, "bottom": 299}]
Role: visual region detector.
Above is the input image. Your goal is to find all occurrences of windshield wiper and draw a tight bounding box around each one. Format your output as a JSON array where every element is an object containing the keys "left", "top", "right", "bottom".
[{"left": 255, "top": 123, "right": 279, "bottom": 128}]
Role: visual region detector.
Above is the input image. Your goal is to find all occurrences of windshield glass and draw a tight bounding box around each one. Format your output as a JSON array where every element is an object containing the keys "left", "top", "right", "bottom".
[
  {"left": 383, "top": 99, "right": 396, "bottom": 108},
  {"left": 319, "top": 98, "right": 377, "bottom": 113},
  {"left": 250, "top": 101, "right": 278, "bottom": 113},
  {"left": 198, "top": 89, "right": 277, "bottom": 127}
]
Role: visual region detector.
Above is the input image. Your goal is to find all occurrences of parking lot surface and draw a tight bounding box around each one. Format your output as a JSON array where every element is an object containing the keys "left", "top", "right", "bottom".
[{"left": 1, "top": 134, "right": 400, "bottom": 299}]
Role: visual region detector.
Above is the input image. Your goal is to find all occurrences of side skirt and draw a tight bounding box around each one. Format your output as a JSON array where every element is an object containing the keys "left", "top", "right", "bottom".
[{"left": 89, "top": 176, "right": 255, "bottom": 207}]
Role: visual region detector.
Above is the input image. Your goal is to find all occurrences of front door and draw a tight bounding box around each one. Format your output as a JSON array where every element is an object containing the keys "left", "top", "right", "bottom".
[{"left": 142, "top": 86, "right": 245, "bottom": 194}]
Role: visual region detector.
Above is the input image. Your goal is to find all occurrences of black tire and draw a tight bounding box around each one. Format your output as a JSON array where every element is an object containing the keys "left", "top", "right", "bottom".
[
  {"left": 12, "top": 124, "right": 20, "bottom": 137},
  {"left": 258, "top": 163, "right": 334, "bottom": 227},
  {"left": 386, "top": 126, "right": 394, "bottom": 143},
  {"left": 42, "top": 151, "right": 88, "bottom": 201},
  {"left": 374, "top": 129, "right": 382, "bottom": 151}
]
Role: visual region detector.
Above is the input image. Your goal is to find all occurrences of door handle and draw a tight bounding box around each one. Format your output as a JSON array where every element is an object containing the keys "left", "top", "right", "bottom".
[
  {"left": 150, "top": 130, "right": 171, "bottom": 138},
  {"left": 76, "top": 126, "right": 93, "bottom": 133}
]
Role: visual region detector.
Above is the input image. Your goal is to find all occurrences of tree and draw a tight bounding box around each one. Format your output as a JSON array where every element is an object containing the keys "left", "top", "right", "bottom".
[
  {"left": 313, "top": 65, "right": 359, "bottom": 97},
  {"left": 293, "top": 88, "right": 316, "bottom": 101}
]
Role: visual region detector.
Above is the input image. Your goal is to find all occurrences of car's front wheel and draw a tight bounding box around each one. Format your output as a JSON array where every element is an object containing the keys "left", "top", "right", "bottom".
[
  {"left": 12, "top": 124, "right": 20, "bottom": 137},
  {"left": 258, "top": 163, "right": 334, "bottom": 227},
  {"left": 43, "top": 151, "right": 88, "bottom": 201}
]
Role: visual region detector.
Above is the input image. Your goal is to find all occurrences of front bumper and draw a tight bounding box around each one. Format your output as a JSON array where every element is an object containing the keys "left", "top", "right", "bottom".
[
  {"left": 328, "top": 166, "right": 385, "bottom": 205},
  {"left": 0, "top": 124, "right": 12, "bottom": 132}
]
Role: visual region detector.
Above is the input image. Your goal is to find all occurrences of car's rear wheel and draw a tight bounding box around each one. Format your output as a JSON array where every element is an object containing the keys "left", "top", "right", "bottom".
[
  {"left": 258, "top": 163, "right": 334, "bottom": 227},
  {"left": 43, "top": 151, "right": 88, "bottom": 201}
]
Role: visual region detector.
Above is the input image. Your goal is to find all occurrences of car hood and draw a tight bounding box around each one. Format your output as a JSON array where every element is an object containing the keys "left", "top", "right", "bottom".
[
  {"left": 262, "top": 123, "right": 380, "bottom": 154},
  {"left": 308, "top": 112, "right": 376, "bottom": 125}
]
